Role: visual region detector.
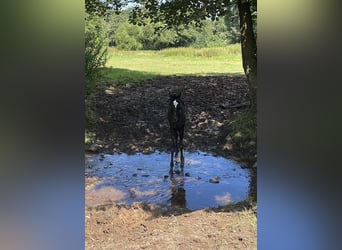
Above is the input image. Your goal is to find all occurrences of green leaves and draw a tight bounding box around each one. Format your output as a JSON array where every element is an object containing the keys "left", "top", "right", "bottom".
[
  {"left": 115, "top": 23, "right": 143, "bottom": 50},
  {"left": 85, "top": 13, "right": 109, "bottom": 84},
  {"left": 85, "top": 0, "right": 123, "bottom": 16}
]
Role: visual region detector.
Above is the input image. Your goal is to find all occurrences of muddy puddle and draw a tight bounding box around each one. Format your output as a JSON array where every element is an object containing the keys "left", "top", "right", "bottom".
[{"left": 85, "top": 151, "right": 251, "bottom": 210}]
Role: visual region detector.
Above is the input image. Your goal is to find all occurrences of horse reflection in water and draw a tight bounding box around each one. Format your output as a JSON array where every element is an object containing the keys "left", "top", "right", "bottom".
[
  {"left": 167, "top": 90, "right": 186, "bottom": 173},
  {"left": 169, "top": 170, "right": 186, "bottom": 208}
]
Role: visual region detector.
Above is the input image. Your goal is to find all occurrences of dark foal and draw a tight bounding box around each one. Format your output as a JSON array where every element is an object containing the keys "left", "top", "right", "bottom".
[{"left": 168, "top": 91, "right": 186, "bottom": 171}]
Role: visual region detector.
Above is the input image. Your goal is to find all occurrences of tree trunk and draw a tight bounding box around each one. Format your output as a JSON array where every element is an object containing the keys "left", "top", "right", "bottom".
[{"left": 237, "top": 0, "right": 257, "bottom": 110}]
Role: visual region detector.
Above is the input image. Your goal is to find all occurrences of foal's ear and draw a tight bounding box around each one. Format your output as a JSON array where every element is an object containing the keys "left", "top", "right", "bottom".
[{"left": 176, "top": 92, "right": 181, "bottom": 98}]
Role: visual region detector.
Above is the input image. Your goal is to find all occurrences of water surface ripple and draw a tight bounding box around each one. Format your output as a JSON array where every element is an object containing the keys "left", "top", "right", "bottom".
[{"left": 85, "top": 151, "right": 251, "bottom": 210}]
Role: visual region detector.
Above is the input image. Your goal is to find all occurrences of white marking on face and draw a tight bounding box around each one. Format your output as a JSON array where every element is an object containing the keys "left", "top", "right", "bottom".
[{"left": 173, "top": 100, "right": 178, "bottom": 108}]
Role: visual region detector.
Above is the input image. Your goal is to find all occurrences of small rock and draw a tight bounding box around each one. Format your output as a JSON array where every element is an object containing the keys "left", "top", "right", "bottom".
[
  {"left": 223, "top": 143, "right": 233, "bottom": 150},
  {"left": 132, "top": 173, "right": 137, "bottom": 177},
  {"left": 142, "top": 174, "right": 150, "bottom": 177},
  {"left": 233, "top": 132, "right": 242, "bottom": 138},
  {"left": 225, "top": 135, "right": 232, "bottom": 142},
  {"left": 185, "top": 172, "right": 190, "bottom": 177},
  {"left": 88, "top": 144, "right": 98, "bottom": 152},
  {"left": 209, "top": 176, "right": 220, "bottom": 183}
]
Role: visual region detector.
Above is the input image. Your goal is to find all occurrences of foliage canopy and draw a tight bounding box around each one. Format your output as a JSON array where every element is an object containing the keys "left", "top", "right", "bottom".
[
  {"left": 105, "top": 11, "right": 239, "bottom": 50},
  {"left": 85, "top": 13, "right": 109, "bottom": 83}
]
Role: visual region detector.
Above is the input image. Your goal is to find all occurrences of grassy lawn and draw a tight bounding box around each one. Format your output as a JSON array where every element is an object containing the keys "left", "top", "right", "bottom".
[
  {"left": 107, "top": 45, "right": 243, "bottom": 75},
  {"left": 89, "top": 45, "right": 244, "bottom": 90}
]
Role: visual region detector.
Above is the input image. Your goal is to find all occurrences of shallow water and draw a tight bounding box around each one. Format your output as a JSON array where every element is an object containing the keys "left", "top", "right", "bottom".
[{"left": 85, "top": 151, "right": 251, "bottom": 210}]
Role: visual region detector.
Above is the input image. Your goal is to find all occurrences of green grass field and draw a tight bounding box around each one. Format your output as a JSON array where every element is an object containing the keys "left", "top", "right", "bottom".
[{"left": 90, "top": 45, "right": 244, "bottom": 90}]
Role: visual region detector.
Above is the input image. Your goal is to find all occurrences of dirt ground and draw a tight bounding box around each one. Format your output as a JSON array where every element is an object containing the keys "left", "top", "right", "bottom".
[
  {"left": 85, "top": 202, "right": 256, "bottom": 250},
  {"left": 85, "top": 75, "right": 257, "bottom": 249}
]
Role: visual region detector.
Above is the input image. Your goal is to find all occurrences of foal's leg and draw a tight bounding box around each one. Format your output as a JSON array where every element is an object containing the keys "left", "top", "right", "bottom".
[
  {"left": 170, "top": 129, "right": 176, "bottom": 170},
  {"left": 179, "top": 127, "right": 185, "bottom": 168},
  {"left": 174, "top": 131, "right": 180, "bottom": 163}
]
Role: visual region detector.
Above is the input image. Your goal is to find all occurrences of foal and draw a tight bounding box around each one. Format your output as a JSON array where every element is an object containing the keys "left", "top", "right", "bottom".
[{"left": 168, "top": 91, "right": 186, "bottom": 170}]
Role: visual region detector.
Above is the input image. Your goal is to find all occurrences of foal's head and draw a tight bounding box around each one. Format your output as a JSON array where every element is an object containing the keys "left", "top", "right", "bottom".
[{"left": 168, "top": 91, "right": 185, "bottom": 126}]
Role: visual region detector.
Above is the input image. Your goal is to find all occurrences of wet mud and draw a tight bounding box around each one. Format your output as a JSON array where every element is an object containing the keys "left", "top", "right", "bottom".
[{"left": 85, "top": 75, "right": 255, "bottom": 167}]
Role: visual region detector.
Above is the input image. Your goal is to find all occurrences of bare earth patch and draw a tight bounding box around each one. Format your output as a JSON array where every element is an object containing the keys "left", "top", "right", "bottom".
[
  {"left": 85, "top": 202, "right": 256, "bottom": 250},
  {"left": 85, "top": 75, "right": 257, "bottom": 249}
]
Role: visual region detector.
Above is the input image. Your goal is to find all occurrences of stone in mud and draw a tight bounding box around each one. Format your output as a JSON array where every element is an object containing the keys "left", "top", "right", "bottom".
[
  {"left": 88, "top": 144, "right": 99, "bottom": 152},
  {"left": 209, "top": 176, "right": 220, "bottom": 183}
]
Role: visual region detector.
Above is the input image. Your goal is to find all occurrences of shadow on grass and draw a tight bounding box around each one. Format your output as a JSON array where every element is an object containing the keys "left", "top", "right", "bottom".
[
  {"left": 86, "top": 67, "right": 244, "bottom": 92},
  {"left": 86, "top": 68, "right": 160, "bottom": 91},
  {"left": 176, "top": 72, "right": 244, "bottom": 77}
]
